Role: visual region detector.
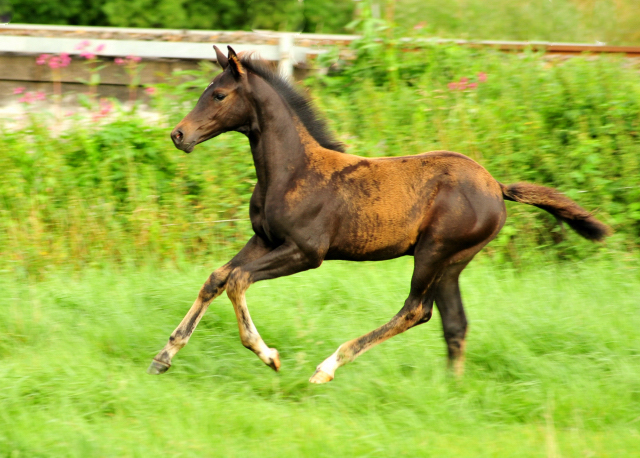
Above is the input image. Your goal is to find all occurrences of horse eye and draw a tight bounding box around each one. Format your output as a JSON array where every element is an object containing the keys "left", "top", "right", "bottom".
[{"left": 214, "top": 93, "right": 226, "bottom": 101}]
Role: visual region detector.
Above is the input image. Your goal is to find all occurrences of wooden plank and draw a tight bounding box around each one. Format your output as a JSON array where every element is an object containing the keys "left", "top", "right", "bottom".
[{"left": 0, "top": 54, "right": 202, "bottom": 85}]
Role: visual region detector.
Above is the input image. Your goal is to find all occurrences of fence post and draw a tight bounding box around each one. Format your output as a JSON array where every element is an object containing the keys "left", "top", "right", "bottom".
[{"left": 278, "top": 33, "right": 294, "bottom": 78}]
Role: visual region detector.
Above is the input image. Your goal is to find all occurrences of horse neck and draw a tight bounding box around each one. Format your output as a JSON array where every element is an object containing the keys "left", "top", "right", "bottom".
[{"left": 246, "top": 76, "right": 308, "bottom": 190}]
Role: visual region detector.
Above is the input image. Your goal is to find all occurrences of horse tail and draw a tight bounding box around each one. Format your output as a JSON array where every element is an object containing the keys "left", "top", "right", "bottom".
[{"left": 500, "top": 182, "right": 612, "bottom": 241}]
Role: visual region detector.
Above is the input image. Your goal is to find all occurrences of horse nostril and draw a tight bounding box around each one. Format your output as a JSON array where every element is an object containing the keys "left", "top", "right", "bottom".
[{"left": 172, "top": 129, "right": 184, "bottom": 144}]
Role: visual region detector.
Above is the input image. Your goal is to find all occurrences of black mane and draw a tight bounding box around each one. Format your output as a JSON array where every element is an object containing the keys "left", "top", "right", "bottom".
[{"left": 239, "top": 55, "right": 346, "bottom": 153}]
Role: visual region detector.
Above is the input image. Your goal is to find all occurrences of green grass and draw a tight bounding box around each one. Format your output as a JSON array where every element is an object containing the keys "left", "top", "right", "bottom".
[{"left": 1, "top": 257, "right": 639, "bottom": 457}]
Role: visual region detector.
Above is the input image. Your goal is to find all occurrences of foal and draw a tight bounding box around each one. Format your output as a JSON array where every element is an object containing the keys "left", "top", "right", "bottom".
[{"left": 148, "top": 46, "right": 610, "bottom": 383}]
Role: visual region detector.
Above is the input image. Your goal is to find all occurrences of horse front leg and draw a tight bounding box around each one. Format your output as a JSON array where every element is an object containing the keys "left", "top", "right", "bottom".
[
  {"left": 147, "top": 235, "right": 272, "bottom": 375},
  {"left": 225, "top": 240, "right": 323, "bottom": 371}
]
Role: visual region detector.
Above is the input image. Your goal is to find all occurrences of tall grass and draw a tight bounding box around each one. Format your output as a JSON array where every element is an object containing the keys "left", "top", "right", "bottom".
[{"left": 1, "top": 259, "right": 639, "bottom": 456}]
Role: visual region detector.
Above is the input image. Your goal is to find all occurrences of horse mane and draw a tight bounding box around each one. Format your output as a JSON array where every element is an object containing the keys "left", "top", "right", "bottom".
[{"left": 239, "top": 55, "right": 346, "bottom": 153}]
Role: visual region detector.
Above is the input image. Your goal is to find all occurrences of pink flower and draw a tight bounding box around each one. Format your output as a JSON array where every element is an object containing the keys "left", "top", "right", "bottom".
[
  {"left": 35, "top": 91, "right": 47, "bottom": 101},
  {"left": 19, "top": 92, "right": 34, "bottom": 104},
  {"left": 127, "top": 55, "right": 142, "bottom": 63},
  {"left": 448, "top": 80, "right": 472, "bottom": 91},
  {"left": 99, "top": 98, "right": 113, "bottom": 116},
  {"left": 48, "top": 56, "right": 61, "bottom": 69},
  {"left": 36, "top": 54, "right": 50, "bottom": 65},
  {"left": 80, "top": 52, "right": 96, "bottom": 60},
  {"left": 115, "top": 57, "right": 125, "bottom": 65},
  {"left": 95, "top": 44, "right": 105, "bottom": 53},
  {"left": 65, "top": 111, "right": 75, "bottom": 117},
  {"left": 75, "top": 40, "right": 90, "bottom": 50},
  {"left": 144, "top": 86, "right": 156, "bottom": 95},
  {"left": 59, "top": 53, "right": 72, "bottom": 67},
  {"left": 13, "top": 86, "right": 26, "bottom": 95},
  {"left": 478, "top": 72, "right": 487, "bottom": 83}
]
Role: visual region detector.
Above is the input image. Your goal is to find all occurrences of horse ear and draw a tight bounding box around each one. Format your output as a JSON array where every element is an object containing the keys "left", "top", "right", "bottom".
[
  {"left": 227, "top": 46, "right": 245, "bottom": 78},
  {"left": 214, "top": 45, "right": 228, "bottom": 69}
]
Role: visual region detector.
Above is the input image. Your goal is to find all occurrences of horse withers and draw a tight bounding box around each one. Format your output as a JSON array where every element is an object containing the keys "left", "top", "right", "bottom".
[{"left": 148, "top": 46, "right": 610, "bottom": 383}]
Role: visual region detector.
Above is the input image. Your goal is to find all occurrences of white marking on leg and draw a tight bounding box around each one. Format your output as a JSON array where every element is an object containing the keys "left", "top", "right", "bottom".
[
  {"left": 310, "top": 345, "right": 347, "bottom": 383},
  {"left": 317, "top": 346, "right": 342, "bottom": 377}
]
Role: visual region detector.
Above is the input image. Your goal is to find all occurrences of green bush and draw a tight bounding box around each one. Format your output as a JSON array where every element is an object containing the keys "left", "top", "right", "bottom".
[
  {"left": 0, "top": 113, "right": 255, "bottom": 273},
  {"left": 11, "top": 0, "right": 355, "bottom": 34},
  {"left": 11, "top": 0, "right": 107, "bottom": 26},
  {"left": 2, "top": 38, "right": 640, "bottom": 273}
]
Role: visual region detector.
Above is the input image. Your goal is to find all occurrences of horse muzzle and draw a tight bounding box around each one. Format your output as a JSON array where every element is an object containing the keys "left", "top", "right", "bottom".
[{"left": 170, "top": 127, "right": 196, "bottom": 153}]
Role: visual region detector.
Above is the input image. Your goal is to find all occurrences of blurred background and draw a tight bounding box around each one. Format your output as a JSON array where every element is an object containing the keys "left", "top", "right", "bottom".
[
  {"left": 1, "top": 1, "right": 639, "bottom": 456},
  {"left": 7, "top": 0, "right": 640, "bottom": 43}
]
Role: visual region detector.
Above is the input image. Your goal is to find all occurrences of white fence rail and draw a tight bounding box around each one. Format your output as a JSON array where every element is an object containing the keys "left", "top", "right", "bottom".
[{"left": 0, "top": 24, "right": 360, "bottom": 77}]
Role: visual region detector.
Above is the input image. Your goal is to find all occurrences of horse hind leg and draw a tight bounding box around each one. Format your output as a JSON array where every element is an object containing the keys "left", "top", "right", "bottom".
[
  {"left": 310, "top": 187, "right": 501, "bottom": 383},
  {"left": 310, "top": 247, "right": 445, "bottom": 384},
  {"left": 433, "top": 262, "right": 470, "bottom": 377},
  {"left": 309, "top": 290, "right": 434, "bottom": 384}
]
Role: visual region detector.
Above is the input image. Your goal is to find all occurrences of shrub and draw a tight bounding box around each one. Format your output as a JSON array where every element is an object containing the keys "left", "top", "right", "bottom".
[{"left": 2, "top": 38, "right": 639, "bottom": 273}]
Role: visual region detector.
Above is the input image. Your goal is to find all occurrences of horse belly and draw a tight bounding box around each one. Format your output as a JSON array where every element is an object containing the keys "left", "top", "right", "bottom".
[{"left": 327, "top": 211, "right": 422, "bottom": 261}]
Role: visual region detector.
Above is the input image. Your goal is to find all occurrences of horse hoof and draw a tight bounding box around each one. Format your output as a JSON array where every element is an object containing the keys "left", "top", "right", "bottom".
[
  {"left": 309, "top": 369, "right": 334, "bottom": 384},
  {"left": 266, "top": 348, "right": 281, "bottom": 372},
  {"left": 147, "top": 359, "right": 171, "bottom": 375}
]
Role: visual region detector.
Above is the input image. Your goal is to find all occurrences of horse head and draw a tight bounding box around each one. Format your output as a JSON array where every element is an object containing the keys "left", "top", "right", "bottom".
[{"left": 171, "top": 46, "right": 253, "bottom": 153}]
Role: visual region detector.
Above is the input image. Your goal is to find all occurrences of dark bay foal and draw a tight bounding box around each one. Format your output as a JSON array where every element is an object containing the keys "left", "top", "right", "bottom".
[{"left": 148, "top": 46, "right": 610, "bottom": 383}]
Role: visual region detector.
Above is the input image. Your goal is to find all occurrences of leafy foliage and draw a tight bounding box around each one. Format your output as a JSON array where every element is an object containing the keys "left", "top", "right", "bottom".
[
  {"left": 11, "top": 0, "right": 356, "bottom": 34},
  {"left": 0, "top": 112, "right": 255, "bottom": 273},
  {"left": 11, "top": 0, "right": 108, "bottom": 26},
  {"left": 9, "top": 0, "right": 640, "bottom": 45},
  {"left": 2, "top": 28, "right": 640, "bottom": 272}
]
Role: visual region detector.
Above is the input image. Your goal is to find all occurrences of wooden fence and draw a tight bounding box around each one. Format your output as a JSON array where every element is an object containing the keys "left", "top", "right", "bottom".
[{"left": 2, "top": 23, "right": 639, "bottom": 105}]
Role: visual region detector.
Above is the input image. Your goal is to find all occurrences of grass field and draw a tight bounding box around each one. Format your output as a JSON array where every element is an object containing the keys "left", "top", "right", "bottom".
[{"left": 1, "top": 256, "right": 639, "bottom": 457}]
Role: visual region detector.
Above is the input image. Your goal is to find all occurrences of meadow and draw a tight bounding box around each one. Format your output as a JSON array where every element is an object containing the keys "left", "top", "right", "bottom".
[{"left": 1, "top": 257, "right": 639, "bottom": 457}]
